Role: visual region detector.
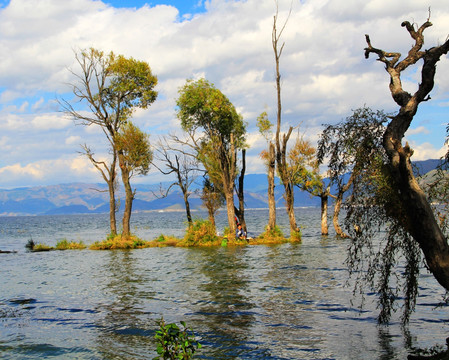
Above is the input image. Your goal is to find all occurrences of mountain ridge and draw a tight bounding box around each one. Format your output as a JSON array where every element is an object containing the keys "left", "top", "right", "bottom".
[{"left": 0, "top": 159, "right": 442, "bottom": 216}]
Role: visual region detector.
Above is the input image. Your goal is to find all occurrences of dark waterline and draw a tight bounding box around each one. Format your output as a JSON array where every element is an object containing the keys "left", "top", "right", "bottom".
[{"left": 1, "top": 208, "right": 448, "bottom": 359}]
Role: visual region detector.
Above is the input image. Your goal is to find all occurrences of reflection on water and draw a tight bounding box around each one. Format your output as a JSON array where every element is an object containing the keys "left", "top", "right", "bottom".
[{"left": 0, "top": 209, "right": 448, "bottom": 359}]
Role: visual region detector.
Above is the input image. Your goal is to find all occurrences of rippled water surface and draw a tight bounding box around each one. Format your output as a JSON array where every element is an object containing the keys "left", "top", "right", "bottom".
[{"left": 1, "top": 209, "right": 448, "bottom": 359}]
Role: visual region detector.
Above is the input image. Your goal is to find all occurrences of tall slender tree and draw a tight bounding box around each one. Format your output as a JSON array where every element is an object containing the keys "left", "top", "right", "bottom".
[
  {"left": 176, "top": 78, "right": 246, "bottom": 238},
  {"left": 272, "top": 2, "right": 300, "bottom": 239},
  {"left": 61, "top": 48, "right": 157, "bottom": 237}
]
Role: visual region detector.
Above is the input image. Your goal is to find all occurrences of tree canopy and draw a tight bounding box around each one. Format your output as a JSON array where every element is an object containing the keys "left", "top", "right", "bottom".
[{"left": 176, "top": 78, "right": 246, "bottom": 236}]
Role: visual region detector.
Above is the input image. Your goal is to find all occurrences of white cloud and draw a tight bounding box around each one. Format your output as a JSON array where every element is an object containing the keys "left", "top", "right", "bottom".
[
  {"left": 0, "top": 162, "right": 44, "bottom": 179},
  {"left": 406, "top": 126, "right": 431, "bottom": 136},
  {"left": 32, "top": 114, "right": 70, "bottom": 130},
  {"left": 409, "top": 142, "right": 447, "bottom": 161},
  {"left": 65, "top": 135, "right": 82, "bottom": 145}
]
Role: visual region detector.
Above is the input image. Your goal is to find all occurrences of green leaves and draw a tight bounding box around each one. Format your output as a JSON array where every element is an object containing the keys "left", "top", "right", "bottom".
[
  {"left": 176, "top": 78, "right": 246, "bottom": 145},
  {"left": 153, "top": 318, "right": 201, "bottom": 360},
  {"left": 114, "top": 121, "right": 152, "bottom": 176}
]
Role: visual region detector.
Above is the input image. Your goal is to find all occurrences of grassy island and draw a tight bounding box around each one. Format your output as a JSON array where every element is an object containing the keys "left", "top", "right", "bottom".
[{"left": 26, "top": 219, "right": 300, "bottom": 252}]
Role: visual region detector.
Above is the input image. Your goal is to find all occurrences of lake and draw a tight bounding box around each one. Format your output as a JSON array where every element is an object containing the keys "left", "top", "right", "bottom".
[{"left": 1, "top": 208, "right": 448, "bottom": 359}]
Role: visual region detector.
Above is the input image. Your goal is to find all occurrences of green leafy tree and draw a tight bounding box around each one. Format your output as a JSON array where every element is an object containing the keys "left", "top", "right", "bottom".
[
  {"left": 115, "top": 122, "right": 152, "bottom": 236},
  {"left": 176, "top": 78, "right": 246, "bottom": 238},
  {"left": 61, "top": 48, "right": 157, "bottom": 237}
]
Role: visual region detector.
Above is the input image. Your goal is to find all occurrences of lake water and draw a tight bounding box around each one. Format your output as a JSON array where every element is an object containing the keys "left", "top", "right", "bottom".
[{"left": 1, "top": 208, "right": 448, "bottom": 359}]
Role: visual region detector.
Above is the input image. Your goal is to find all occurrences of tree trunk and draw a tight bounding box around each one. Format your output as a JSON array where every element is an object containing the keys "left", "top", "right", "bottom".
[
  {"left": 284, "top": 182, "right": 299, "bottom": 236},
  {"left": 320, "top": 191, "right": 329, "bottom": 236},
  {"left": 177, "top": 169, "right": 192, "bottom": 226},
  {"left": 267, "top": 142, "right": 276, "bottom": 231},
  {"left": 107, "top": 180, "right": 117, "bottom": 236},
  {"left": 332, "top": 192, "right": 347, "bottom": 238},
  {"left": 385, "top": 113, "right": 449, "bottom": 291},
  {"left": 208, "top": 207, "right": 216, "bottom": 232},
  {"left": 219, "top": 134, "right": 237, "bottom": 239},
  {"left": 225, "top": 189, "right": 236, "bottom": 239},
  {"left": 183, "top": 191, "right": 192, "bottom": 225},
  {"left": 236, "top": 149, "right": 247, "bottom": 232},
  {"left": 119, "top": 154, "right": 133, "bottom": 237}
]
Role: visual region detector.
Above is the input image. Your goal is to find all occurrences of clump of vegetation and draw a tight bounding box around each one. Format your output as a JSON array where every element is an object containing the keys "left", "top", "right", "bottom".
[
  {"left": 151, "top": 234, "right": 180, "bottom": 247},
  {"left": 90, "top": 234, "right": 150, "bottom": 250},
  {"left": 25, "top": 238, "right": 35, "bottom": 250},
  {"left": 153, "top": 317, "right": 201, "bottom": 360},
  {"left": 32, "top": 243, "right": 53, "bottom": 252},
  {"left": 55, "top": 239, "right": 86, "bottom": 250},
  {"left": 254, "top": 225, "right": 289, "bottom": 245},
  {"left": 182, "top": 219, "right": 219, "bottom": 246},
  {"left": 289, "top": 229, "right": 302, "bottom": 242},
  {"left": 25, "top": 238, "right": 53, "bottom": 252}
]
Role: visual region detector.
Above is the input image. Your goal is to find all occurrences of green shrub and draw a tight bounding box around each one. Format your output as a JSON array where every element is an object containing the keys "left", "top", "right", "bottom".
[
  {"left": 90, "top": 235, "right": 149, "bottom": 250},
  {"left": 290, "top": 229, "right": 302, "bottom": 242},
  {"left": 156, "top": 234, "right": 166, "bottom": 242},
  {"left": 183, "top": 219, "right": 217, "bottom": 246},
  {"left": 55, "top": 239, "right": 86, "bottom": 250},
  {"left": 32, "top": 243, "right": 53, "bottom": 252},
  {"left": 257, "top": 225, "right": 285, "bottom": 241},
  {"left": 153, "top": 318, "right": 201, "bottom": 360}
]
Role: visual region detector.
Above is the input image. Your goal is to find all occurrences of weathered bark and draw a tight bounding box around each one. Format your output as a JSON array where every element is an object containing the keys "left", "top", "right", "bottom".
[
  {"left": 333, "top": 175, "right": 353, "bottom": 238},
  {"left": 183, "top": 192, "right": 192, "bottom": 225},
  {"left": 218, "top": 134, "right": 237, "bottom": 238},
  {"left": 118, "top": 152, "right": 133, "bottom": 237},
  {"left": 332, "top": 192, "right": 346, "bottom": 238},
  {"left": 235, "top": 149, "right": 247, "bottom": 232},
  {"left": 107, "top": 178, "right": 118, "bottom": 236},
  {"left": 267, "top": 142, "right": 276, "bottom": 231},
  {"left": 284, "top": 182, "right": 299, "bottom": 234},
  {"left": 365, "top": 19, "right": 449, "bottom": 291},
  {"left": 320, "top": 189, "right": 329, "bottom": 236}
]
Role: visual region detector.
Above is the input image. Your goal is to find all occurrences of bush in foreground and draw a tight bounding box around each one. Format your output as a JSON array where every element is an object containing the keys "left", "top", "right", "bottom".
[{"left": 153, "top": 318, "right": 201, "bottom": 360}]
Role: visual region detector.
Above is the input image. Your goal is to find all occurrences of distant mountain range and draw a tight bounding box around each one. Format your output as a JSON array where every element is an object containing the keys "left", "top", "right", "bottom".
[{"left": 0, "top": 159, "right": 442, "bottom": 216}]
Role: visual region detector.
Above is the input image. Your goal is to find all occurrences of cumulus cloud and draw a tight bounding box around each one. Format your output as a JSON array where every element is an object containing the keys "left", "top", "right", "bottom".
[
  {"left": 31, "top": 114, "right": 70, "bottom": 130},
  {"left": 0, "top": 162, "right": 44, "bottom": 179},
  {"left": 0, "top": 0, "right": 448, "bottom": 187},
  {"left": 409, "top": 142, "right": 447, "bottom": 161}
]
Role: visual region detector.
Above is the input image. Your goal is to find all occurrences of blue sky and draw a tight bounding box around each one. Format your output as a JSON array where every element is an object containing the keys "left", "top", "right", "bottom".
[
  {"left": 0, "top": 0, "right": 448, "bottom": 189},
  {"left": 105, "top": 0, "right": 205, "bottom": 15}
]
